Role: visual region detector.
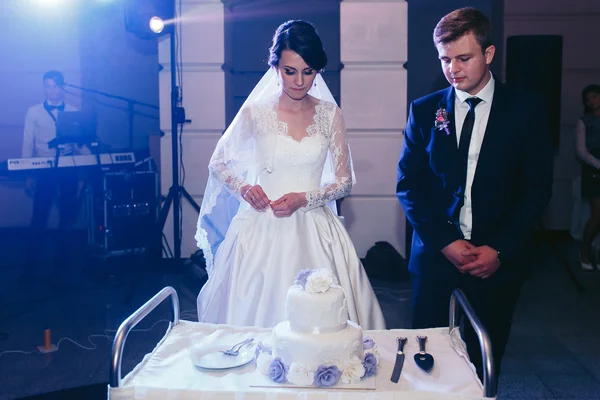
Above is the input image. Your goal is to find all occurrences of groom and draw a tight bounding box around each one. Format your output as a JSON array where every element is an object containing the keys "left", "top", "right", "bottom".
[{"left": 396, "top": 7, "right": 553, "bottom": 384}]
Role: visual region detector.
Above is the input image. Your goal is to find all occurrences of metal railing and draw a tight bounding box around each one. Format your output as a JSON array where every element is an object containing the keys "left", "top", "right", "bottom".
[
  {"left": 449, "top": 289, "right": 496, "bottom": 398},
  {"left": 109, "top": 286, "right": 180, "bottom": 388}
]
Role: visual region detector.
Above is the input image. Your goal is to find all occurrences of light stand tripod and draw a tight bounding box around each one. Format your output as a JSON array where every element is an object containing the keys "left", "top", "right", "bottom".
[{"left": 157, "top": 26, "right": 200, "bottom": 261}]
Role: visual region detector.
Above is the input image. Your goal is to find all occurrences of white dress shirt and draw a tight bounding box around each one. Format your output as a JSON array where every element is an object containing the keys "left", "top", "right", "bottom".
[
  {"left": 21, "top": 102, "right": 78, "bottom": 158},
  {"left": 454, "top": 73, "right": 495, "bottom": 240}
]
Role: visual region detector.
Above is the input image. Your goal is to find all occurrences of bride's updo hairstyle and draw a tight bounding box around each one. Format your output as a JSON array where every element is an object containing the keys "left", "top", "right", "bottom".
[{"left": 268, "top": 20, "right": 328, "bottom": 72}]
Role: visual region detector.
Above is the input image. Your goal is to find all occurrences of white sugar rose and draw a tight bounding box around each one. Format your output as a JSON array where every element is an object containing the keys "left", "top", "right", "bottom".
[
  {"left": 262, "top": 334, "right": 274, "bottom": 350},
  {"left": 305, "top": 269, "right": 335, "bottom": 293},
  {"left": 287, "top": 362, "right": 314, "bottom": 386},
  {"left": 341, "top": 356, "right": 366, "bottom": 384},
  {"left": 256, "top": 352, "right": 274, "bottom": 375}
]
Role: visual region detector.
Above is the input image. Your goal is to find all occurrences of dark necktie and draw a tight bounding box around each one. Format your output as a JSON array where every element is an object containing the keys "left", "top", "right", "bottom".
[{"left": 457, "top": 96, "right": 483, "bottom": 194}]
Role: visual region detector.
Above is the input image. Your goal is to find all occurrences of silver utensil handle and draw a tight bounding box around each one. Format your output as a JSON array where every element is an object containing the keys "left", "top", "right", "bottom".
[
  {"left": 416, "top": 335, "right": 427, "bottom": 353},
  {"left": 110, "top": 286, "right": 180, "bottom": 388},
  {"left": 232, "top": 338, "right": 254, "bottom": 351},
  {"left": 449, "top": 289, "right": 495, "bottom": 398},
  {"left": 397, "top": 336, "right": 407, "bottom": 353}
]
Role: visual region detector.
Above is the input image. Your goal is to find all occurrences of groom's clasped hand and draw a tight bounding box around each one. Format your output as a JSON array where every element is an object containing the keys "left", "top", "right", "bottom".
[{"left": 441, "top": 240, "right": 501, "bottom": 279}]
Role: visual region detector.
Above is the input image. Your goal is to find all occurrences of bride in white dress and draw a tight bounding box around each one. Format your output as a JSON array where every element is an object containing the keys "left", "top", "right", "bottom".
[{"left": 195, "top": 20, "right": 386, "bottom": 330}]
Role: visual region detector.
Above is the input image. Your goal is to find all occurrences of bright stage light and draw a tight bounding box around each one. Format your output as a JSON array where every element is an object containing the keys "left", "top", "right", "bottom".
[
  {"left": 149, "top": 16, "right": 164, "bottom": 34},
  {"left": 35, "top": 0, "right": 69, "bottom": 6},
  {"left": 124, "top": 0, "right": 172, "bottom": 39}
]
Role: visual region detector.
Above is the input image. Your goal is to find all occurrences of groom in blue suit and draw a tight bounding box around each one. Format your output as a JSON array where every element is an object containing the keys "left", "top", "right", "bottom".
[{"left": 397, "top": 8, "right": 554, "bottom": 383}]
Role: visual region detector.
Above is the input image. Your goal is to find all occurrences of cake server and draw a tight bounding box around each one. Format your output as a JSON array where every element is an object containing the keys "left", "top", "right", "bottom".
[
  {"left": 414, "top": 335, "right": 434, "bottom": 372},
  {"left": 390, "top": 336, "right": 407, "bottom": 383}
]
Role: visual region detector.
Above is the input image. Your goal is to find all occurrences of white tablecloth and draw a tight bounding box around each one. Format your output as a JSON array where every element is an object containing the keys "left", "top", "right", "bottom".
[{"left": 108, "top": 320, "right": 487, "bottom": 400}]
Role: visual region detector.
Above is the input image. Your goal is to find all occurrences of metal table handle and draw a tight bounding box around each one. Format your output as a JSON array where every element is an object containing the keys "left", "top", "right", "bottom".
[
  {"left": 110, "top": 286, "right": 180, "bottom": 388},
  {"left": 449, "top": 289, "right": 496, "bottom": 398}
]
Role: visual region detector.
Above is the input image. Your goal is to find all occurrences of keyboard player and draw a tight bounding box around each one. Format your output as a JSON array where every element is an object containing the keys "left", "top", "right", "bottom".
[{"left": 19, "top": 70, "right": 87, "bottom": 286}]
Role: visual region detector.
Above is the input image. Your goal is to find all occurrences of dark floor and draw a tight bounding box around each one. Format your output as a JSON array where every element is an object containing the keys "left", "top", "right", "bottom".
[{"left": 0, "top": 230, "right": 599, "bottom": 399}]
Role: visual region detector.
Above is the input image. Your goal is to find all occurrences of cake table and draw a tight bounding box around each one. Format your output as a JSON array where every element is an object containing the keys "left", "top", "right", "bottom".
[{"left": 108, "top": 287, "right": 496, "bottom": 400}]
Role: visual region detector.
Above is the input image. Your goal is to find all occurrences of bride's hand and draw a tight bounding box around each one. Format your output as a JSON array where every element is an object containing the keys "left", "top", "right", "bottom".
[
  {"left": 241, "top": 184, "right": 270, "bottom": 210},
  {"left": 270, "top": 192, "right": 308, "bottom": 217}
]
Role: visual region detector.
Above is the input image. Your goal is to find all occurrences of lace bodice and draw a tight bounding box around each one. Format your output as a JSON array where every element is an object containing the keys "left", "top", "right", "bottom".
[{"left": 209, "top": 100, "right": 353, "bottom": 211}]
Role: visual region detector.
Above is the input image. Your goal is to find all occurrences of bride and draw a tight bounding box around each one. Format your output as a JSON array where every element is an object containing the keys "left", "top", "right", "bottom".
[{"left": 195, "top": 20, "right": 386, "bottom": 330}]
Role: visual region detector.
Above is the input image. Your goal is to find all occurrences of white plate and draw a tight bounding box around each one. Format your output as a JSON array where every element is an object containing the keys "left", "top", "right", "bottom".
[{"left": 191, "top": 346, "right": 256, "bottom": 370}]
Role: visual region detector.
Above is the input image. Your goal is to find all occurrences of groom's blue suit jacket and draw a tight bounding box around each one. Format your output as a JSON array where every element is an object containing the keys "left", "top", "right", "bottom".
[{"left": 397, "top": 81, "right": 554, "bottom": 280}]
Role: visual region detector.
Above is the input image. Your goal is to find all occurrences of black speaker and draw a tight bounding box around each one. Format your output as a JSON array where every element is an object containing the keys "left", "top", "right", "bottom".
[
  {"left": 91, "top": 170, "right": 159, "bottom": 253},
  {"left": 506, "top": 35, "right": 563, "bottom": 148}
]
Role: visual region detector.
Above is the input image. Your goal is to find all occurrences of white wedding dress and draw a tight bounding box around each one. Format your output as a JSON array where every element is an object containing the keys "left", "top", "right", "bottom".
[{"left": 196, "top": 99, "right": 386, "bottom": 330}]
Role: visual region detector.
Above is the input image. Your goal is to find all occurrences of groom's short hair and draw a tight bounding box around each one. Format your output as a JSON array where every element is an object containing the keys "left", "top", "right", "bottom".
[{"left": 433, "top": 7, "right": 493, "bottom": 53}]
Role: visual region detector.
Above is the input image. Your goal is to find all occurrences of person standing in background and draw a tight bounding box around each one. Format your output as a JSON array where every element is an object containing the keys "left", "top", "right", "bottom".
[
  {"left": 575, "top": 84, "right": 600, "bottom": 271},
  {"left": 19, "top": 70, "right": 84, "bottom": 287}
]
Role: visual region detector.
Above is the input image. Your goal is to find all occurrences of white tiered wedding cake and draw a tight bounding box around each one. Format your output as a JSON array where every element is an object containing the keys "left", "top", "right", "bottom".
[{"left": 255, "top": 268, "right": 379, "bottom": 387}]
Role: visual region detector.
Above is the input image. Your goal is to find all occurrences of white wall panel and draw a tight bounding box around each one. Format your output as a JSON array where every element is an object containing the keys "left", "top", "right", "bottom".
[
  {"left": 343, "top": 197, "right": 406, "bottom": 258},
  {"left": 341, "top": 66, "right": 407, "bottom": 130},
  {"left": 348, "top": 133, "right": 403, "bottom": 196},
  {"left": 341, "top": 0, "right": 407, "bottom": 257},
  {"left": 341, "top": 1, "right": 407, "bottom": 62}
]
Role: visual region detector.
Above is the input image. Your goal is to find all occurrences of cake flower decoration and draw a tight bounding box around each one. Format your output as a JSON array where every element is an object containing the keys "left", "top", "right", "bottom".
[
  {"left": 305, "top": 268, "right": 335, "bottom": 294},
  {"left": 362, "top": 353, "right": 378, "bottom": 377},
  {"left": 314, "top": 365, "right": 341, "bottom": 387},
  {"left": 287, "top": 362, "right": 314, "bottom": 386},
  {"left": 341, "top": 356, "right": 366, "bottom": 384},
  {"left": 294, "top": 269, "right": 312, "bottom": 288},
  {"left": 363, "top": 336, "right": 375, "bottom": 350},
  {"left": 268, "top": 358, "right": 288, "bottom": 383}
]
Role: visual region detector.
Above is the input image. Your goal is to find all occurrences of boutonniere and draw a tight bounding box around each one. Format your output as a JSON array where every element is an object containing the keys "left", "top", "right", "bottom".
[{"left": 434, "top": 108, "right": 450, "bottom": 135}]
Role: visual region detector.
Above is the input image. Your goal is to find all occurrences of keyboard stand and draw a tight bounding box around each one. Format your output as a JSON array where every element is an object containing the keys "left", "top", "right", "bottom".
[
  {"left": 53, "top": 146, "right": 62, "bottom": 169},
  {"left": 49, "top": 136, "right": 101, "bottom": 169}
]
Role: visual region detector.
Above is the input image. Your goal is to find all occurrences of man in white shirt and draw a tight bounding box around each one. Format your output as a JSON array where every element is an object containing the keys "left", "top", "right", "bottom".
[
  {"left": 20, "top": 70, "right": 82, "bottom": 286},
  {"left": 396, "top": 8, "right": 554, "bottom": 387},
  {"left": 21, "top": 73, "right": 79, "bottom": 159}
]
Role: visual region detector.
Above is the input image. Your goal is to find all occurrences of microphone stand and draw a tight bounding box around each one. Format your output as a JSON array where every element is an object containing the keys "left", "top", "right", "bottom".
[{"left": 64, "top": 83, "right": 159, "bottom": 149}]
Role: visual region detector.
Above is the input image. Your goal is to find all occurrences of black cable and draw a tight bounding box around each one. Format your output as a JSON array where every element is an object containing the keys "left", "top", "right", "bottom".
[
  {"left": 179, "top": 123, "right": 184, "bottom": 244},
  {"left": 177, "top": 0, "right": 183, "bottom": 96},
  {"left": 175, "top": 0, "right": 185, "bottom": 246}
]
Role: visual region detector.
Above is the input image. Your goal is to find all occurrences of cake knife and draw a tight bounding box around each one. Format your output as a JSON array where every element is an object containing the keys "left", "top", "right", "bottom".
[{"left": 390, "top": 336, "right": 407, "bottom": 383}]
